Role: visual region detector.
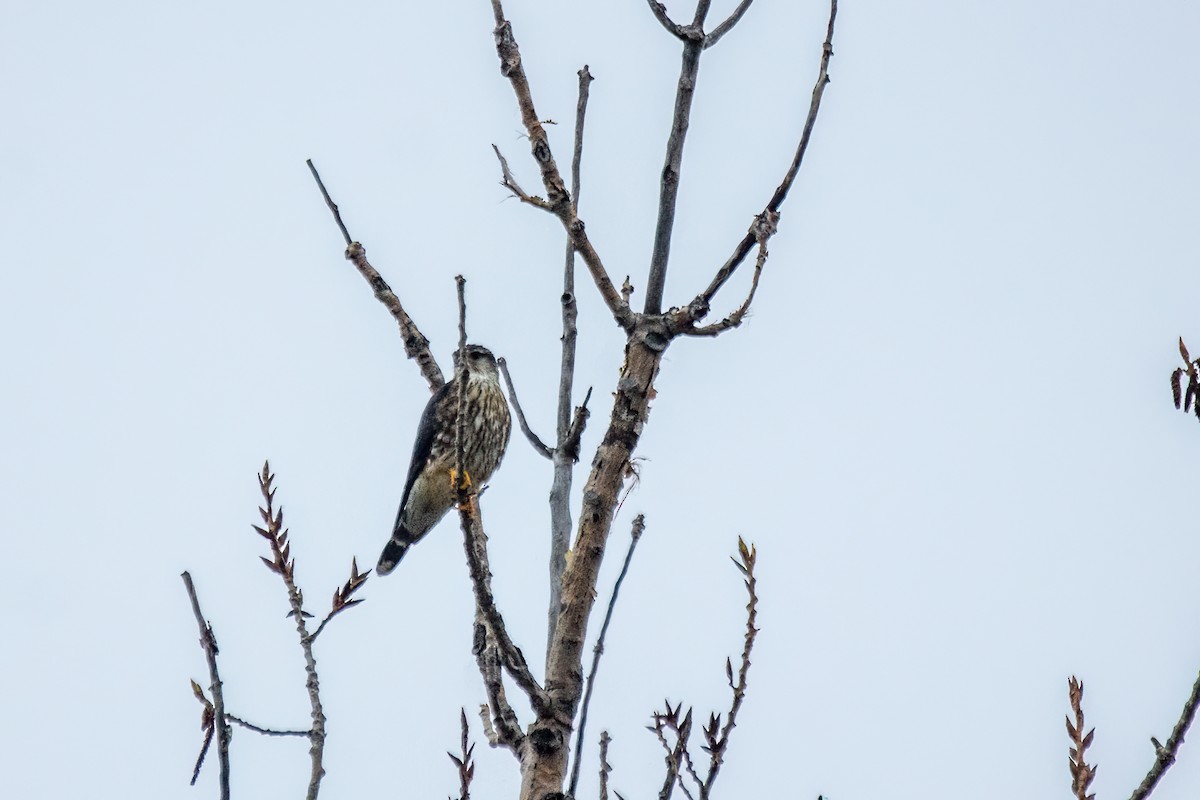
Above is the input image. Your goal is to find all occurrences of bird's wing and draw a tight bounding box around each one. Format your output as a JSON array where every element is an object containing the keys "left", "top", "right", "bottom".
[{"left": 396, "top": 380, "right": 454, "bottom": 518}]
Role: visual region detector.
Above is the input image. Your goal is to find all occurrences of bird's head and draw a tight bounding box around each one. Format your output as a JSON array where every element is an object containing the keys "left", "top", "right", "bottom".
[{"left": 453, "top": 344, "right": 501, "bottom": 382}]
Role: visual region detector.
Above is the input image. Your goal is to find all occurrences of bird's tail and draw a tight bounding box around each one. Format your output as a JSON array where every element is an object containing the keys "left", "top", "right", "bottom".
[{"left": 377, "top": 527, "right": 415, "bottom": 576}]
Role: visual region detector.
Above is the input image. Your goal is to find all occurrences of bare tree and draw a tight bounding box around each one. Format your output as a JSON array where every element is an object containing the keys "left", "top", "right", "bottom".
[{"left": 182, "top": 2, "right": 839, "bottom": 798}]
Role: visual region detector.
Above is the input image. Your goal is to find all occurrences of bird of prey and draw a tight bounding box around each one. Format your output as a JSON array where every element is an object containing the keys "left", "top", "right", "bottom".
[{"left": 377, "top": 344, "right": 512, "bottom": 575}]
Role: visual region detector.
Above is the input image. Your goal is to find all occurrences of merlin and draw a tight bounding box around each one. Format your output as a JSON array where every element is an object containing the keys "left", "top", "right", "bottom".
[{"left": 377, "top": 344, "right": 512, "bottom": 575}]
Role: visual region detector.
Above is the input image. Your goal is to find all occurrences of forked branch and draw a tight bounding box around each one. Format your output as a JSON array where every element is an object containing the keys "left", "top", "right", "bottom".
[
  {"left": 488, "top": 2, "right": 635, "bottom": 330},
  {"left": 685, "top": 214, "right": 774, "bottom": 337},
  {"left": 683, "top": 0, "right": 838, "bottom": 329}
]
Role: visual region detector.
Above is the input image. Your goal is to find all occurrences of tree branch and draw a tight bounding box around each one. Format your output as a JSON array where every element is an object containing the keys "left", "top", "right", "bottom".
[
  {"left": 548, "top": 64, "right": 594, "bottom": 660},
  {"left": 253, "top": 463, "right": 327, "bottom": 800},
  {"left": 182, "top": 572, "right": 231, "bottom": 799},
  {"left": 492, "top": 145, "right": 555, "bottom": 212},
  {"left": 683, "top": 214, "right": 772, "bottom": 337},
  {"left": 474, "top": 611, "right": 526, "bottom": 752},
  {"left": 703, "top": 0, "right": 755, "bottom": 49},
  {"left": 701, "top": 538, "right": 759, "bottom": 797},
  {"left": 306, "top": 159, "right": 445, "bottom": 390},
  {"left": 497, "top": 356, "right": 554, "bottom": 460},
  {"left": 568, "top": 515, "right": 645, "bottom": 798},
  {"left": 453, "top": 277, "right": 550, "bottom": 722},
  {"left": 1129, "top": 667, "right": 1200, "bottom": 800},
  {"left": 488, "top": 4, "right": 635, "bottom": 331},
  {"left": 685, "top": 0, "right": 837, "bottom": 327},
  {"left": 644, "top": 1, "right": 686, "bottom": 39},
  {"left": 643, "top": 0, "right": 711, "bottom": 316}
]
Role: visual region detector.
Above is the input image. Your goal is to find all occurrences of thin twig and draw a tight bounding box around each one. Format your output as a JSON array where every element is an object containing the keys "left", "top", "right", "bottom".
[
  {"left": 488, "top": 3, "right": 635, "bottom": 330},
  {"left": 701, "top": 538, "right": 760, "bottom": 797},
  {"left": 225, "top": 714, "right": 309, "bottom": 738},
  {"left": 1129, "top": 667, "right": 1200, "bottom": 800},
  {"left": 453, "top": 277, "right": 549, "bottom": 722},
  {"left": 548, "top": 64, "right": 594, "bottom": 660},
  {"left": 568, "top": 515, "right": 645, "bottom": 798},
  {"left": 684, "top": 0, "right": 838, "bottom": 329},
  {"left": 182, "top": 572, "right": 231, "bottom": 799},
  {"left": 306, "top": 160, "right": 445, "bottom": 390},
  {"left": 497, "top": 357, "right": 553, "bottom": 460},
  {"left": 306, "top": 159, "right": 352, "bottom": 246},
  {"left": 703, "top": 0, "right": 755, "bottom": 49},
  {"left": 253, "top": 463, "right": 326, "bottom": 800}
]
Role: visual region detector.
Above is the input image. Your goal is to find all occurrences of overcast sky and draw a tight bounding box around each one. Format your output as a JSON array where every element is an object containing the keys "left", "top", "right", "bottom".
[{"left": 3, "top": 1, "right": 1200, "bottom": 798}]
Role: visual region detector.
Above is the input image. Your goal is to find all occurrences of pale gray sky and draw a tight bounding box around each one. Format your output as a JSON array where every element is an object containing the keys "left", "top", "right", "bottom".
[{"left": 3, "top": 1, "right": 1200, "bottom": 798}]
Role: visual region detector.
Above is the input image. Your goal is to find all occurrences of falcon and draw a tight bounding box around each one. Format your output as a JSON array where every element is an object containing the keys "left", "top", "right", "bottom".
[{"left": 377, "top": 344, "right": 512, "bottom": 575}]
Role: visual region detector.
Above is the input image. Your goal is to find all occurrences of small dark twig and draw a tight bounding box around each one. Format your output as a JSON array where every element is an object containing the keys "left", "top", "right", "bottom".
[
  {"left": 568, "top": 515, "right": 645, "bottom": 798},
  {"left": 1129, "top": 667, "right": 1200, "bottom": 800},
  {"left": 225, "top": 714, "right": 309, "bottom": 738},
  {"left": 306, "top": 159, "right": 352, "bottom": 246},
  {"left": 182, "top": 572, "right": 231, "bottom": 799},
  {"left": 1066, "top": 677, "right": 1097, "bottom": 800},
  {"left": 497, "top": 357, "right": 554, "bottom": 460},
  {"left": 686, "top": 0, "right": 837, "bottom": 326},
  {"left": 703, "top": 0, "right": 755, "bottom": 49},
  {"left": 447, "top": 708, "right": 476, "bottom": 800},
  {"left": 1171, "top": 337, "right": 1200, "bottom": 422}
]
